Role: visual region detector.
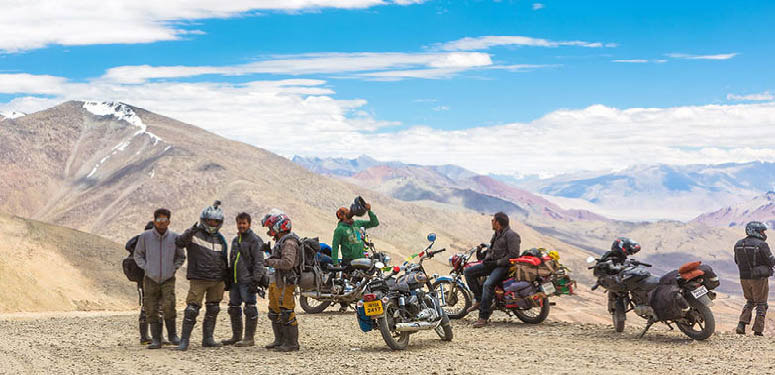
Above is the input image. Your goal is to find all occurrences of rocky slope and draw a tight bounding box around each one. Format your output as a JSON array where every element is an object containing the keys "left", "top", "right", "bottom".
[{"left": 691, "top": 191, "right": 775, "bottom": 229}]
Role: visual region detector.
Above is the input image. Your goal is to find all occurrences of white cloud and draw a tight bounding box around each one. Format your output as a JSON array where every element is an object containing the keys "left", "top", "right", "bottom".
[
  {"left": 102, "top": 52, "right": 494, "bottom": 83},
  {"left": 532, "top": 3, "right": 545, "bottom": 10},
  {"left": 432, "top": 105, "right": 450, "bottom": 111},
  {"left": 0, "top": 0, "right": 425, "bottom": 53},
  {"left": 727, "top": 91, "right": 774, "bottom": 101},
  {"left": 6, "top": 73, "right": 775, "bottom": 177},
  {"left": 612, "top": 59, "right": 667, "bottom": 64},
  {"left": 437, "top": 35, "right": 616, "bottom": 51},
  {"left": 666, "top": 52, "right": 739, "bottom": 60}
]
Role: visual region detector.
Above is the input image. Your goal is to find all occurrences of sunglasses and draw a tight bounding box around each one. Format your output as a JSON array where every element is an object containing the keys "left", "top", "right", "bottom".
[{"left": 154, "top": 217, "right": 170, "bottom": 223}]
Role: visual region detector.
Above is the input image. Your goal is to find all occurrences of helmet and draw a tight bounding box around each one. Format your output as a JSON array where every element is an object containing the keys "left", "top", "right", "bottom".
[
  {"left": 521, "top": 248, "right": 542, "bottom": 258},
  {"left": 611, "top": 237, "right": 641, "bottom": 255},
  {"left": 200, "top": 200, "right": 224, "bottom": 234},
  {"left": 745, "top": 221, "right": 768, "bottom": 241},
  {"left": 449, "top": 254, "right": 463, "bottom": 270},
  {"left": 349, "top": 196, "right": 367, "bottom": 217},
  {"left": 261, "top": 210, "right": 292, "bottom": 237}
]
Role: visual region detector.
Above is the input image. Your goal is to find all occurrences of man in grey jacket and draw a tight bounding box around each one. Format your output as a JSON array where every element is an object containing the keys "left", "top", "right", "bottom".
[{"left": 134, "top": 208, "right": 186, "bottom": 349}]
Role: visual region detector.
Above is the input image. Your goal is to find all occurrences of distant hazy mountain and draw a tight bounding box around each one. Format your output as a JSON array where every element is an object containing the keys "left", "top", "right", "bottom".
[
  {"left": 691, "top": 191, "right": 775, "bottom": 228},
  {"left": 508, "top": 162, "right": 775, "bottom": 221},
  {"left": 293, "top": 156, "right": 608, "bottom": 222}
]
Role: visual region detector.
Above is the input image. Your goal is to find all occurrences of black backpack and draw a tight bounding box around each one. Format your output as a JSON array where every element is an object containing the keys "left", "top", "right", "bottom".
[{"left": 122, "top": 235, "right": 145, "bottom": 283}]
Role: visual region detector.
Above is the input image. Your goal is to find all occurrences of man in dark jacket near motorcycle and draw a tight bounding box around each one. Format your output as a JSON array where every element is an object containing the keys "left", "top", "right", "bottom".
[
  {"left": 222, "top": 212, "right": 268, "bottom": 347},
  {"left": 262, "top": 210, "right": 302, "bottom": 352},
  {"left": 464, "top": 212, "right": 521, "bottom": 328},
  {"left": 734, "top": 221, "right": 775, "bottom": 336},
  {"left": 175, "top": 201, "right": 229, "bottom": 351}
]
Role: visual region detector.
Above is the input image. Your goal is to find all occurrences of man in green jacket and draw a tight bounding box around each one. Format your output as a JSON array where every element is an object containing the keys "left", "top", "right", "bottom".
[{"left": 332, "top": 200, "right": 379, "bottom": 266}]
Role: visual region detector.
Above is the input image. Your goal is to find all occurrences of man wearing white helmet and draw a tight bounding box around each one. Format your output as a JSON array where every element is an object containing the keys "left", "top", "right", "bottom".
[{"left": 174, "top": 201, "right": 229, "bottom": 351}]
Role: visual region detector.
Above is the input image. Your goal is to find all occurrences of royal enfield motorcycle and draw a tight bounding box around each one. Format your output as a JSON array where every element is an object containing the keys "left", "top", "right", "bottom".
[
  {"left": 355, "top": 233, "right": 453, "bottom": 350},
  {"left": 589, "top": 256, "right": 719, "bottom": 340}
]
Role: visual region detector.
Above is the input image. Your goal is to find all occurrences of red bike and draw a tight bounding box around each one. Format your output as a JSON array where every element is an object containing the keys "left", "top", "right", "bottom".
[{"left": 432, "top": 246, "right": 576, "bottom": 323}]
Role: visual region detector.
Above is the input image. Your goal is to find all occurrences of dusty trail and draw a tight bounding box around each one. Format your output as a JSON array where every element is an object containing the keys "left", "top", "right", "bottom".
[{"left": 1, "top": 307, "right": 774, "bottom": 375}]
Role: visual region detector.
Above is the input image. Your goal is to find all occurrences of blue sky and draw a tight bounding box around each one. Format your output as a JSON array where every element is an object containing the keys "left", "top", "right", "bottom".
[{"left": 1, "top": 0, "right": 775, "bottom": 176}]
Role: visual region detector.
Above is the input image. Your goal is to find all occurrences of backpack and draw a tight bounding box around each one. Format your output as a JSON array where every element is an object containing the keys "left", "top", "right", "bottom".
[
  {"left": 297, "top": 237, "right": 323, "bottom": 291},
  {"left": 122, "top": 235, "right": 145, "bottom": 282}
]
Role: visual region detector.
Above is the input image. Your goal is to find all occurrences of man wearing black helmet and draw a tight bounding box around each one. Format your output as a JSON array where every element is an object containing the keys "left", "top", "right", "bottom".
[
  {"left": 734, "top": 221, "right": 775, "bottom": 336},
  {"left": 175, "top": 201, "right": 229, "bottom": 351}
]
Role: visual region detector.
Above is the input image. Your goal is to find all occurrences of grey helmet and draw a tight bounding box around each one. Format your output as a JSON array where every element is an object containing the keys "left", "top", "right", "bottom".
[
  {"left": 745, "top": 221, "right": 768, "bottom": 241},
  {"left": 200, "top": 200, "right": 224, "bottom": 234}
]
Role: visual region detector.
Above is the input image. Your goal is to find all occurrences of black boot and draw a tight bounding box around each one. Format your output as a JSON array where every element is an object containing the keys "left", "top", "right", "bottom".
[
  {"left": 165, "top": 317, "right": 180, "bottom": 345},
  {"left": 222, "top": 306, "right": 243, "bottom": 345},
  {"left": 139, "top": 311, "right": 151, "bottom": 345},
  {"left": 236, "top": 305, "right": 258, "bottom": 347},
  {"left": 147, "top": 322, "right": 163, "bottom": 349},
  {"left": 265, "top": 312, "right": 283, "bottom": 349},
  {"left": 202, "top": 303, "right": 223, "bottom": 348},
  {"left": 276, "top": 324, "right": 299, "bottom": 352},
  {"left": 175, "top": 304, "right": 199, "bottom": 351},
  {"left": 736, "top": 322, "right": 746, "bottom": 335}
]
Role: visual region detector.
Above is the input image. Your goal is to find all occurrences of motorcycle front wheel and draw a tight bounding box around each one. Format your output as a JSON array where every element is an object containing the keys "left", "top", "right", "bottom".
[
  {"left": 676, "top": 301, "right": 715, "bottom": 340},
  {"left": 378, "top": 301, "right": 410, "bottom": 350},
  {"left": 434, "top": 310, "right": 453, "bottom": 341},
  {"left": 514, "top": 296, "right": 550, "bottom": 324},
  {"left": 299, "top": 296, "right": 332, "bottom": 314},
  {"left": 612, "top": 299, "right": 626, "bottom": 333},
  {"left": 431, "top": 279, "right": 472, "bottom": 320}
]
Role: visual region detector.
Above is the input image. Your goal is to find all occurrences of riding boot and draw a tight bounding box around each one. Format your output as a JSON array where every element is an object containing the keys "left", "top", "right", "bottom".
[
  {"left": 165, "top": 317, "right": 180, "bottom": 345},
  {"left": 222, "top": 306, "right": 243, "bottom": 345},
  {"left": 265, "top": 312, "right": 284, "bottom": 349},
  {"left": 736, "top": 322, "right": 746, "bottom": 334},
  {"left": 276, "top": 324, "right": 299, "bottom": 352},
  {"left": 175, "top": 304, "right": 199, "bottom": 351},
  {"left": 147, "top": 322, "right": 163, "bottom": 349},
  {"left": 202, "top": 303, "right": 223, "bottom": 348},
  {"left": 139, "top": 311, "right": 151, "bottom": 345},
  {"left": 236, "top": 305, "right": 258, "bottom": 347}
]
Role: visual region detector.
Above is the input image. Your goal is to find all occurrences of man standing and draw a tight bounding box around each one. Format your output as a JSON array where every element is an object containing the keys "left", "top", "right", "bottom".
[
  {"left": 222, "top": 212, "right": 268, "bottom": 347},
  {"left": 133, "top": 208, "right": 186, "bottom": 349},
  {"left": 331, "top": 200, "right": 378, "bottom": 266},
  {"left": 175, "top": 201, "right": 229, "bottom": 351},
  {"left": 262, "top": 211, "right": 301, "bottom": 352},
  {"left": 464, "top": 211, "right": 521, "bottom": 328},
  {"left": 734, "top": 221, "right": 775, "bottom": 336}
]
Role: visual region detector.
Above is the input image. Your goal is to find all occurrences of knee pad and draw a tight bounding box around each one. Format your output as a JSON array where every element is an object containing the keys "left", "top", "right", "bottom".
[
  {"left": 184, "top": 304, "right": 201, "bottom": 321},
  {"left": 227, "top": 305, "right": 242, "bottom": 317},
  {"left": 267, "top": 311, "right": 280, "bottom": 323},
  {"left": 205, "top": 302, "right": 220, "bottom": 317},
  {"left": 244, "top": 304, "right": 258, "bottom": 320},
  {"left": 280, "top": 309, "right": 296, "bottom": 326},
  {"left": 756, "top": 303, "right": 769, "bottom": 315}
]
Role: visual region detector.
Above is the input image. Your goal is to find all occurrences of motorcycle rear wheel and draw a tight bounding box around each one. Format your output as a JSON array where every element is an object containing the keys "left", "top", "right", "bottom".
[
  {"left": 435, "top": 310, "right": 454, "bottom": 341},
  {"left": 378, "top": 302, "right": 410, "bottom": 350},
  {"left": 514, "top": 297, "right": 550, "bottom": 324},
  {"left": 431, "top": 280, "right": 471, "bottom": 320},
  {"left": 299, "top": 296, "right": 332, "bottom": 314},
  {"left": 612, "top": 299, "right": 626, "bottom": 333},
  {"left": 676, "top": 301, "right": 715, "bottom": 340}
]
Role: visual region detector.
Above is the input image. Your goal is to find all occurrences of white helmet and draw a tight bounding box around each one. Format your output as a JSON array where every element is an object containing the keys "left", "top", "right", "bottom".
[{"left": 200, "top": 200, "right": 224, "bottom": 234}]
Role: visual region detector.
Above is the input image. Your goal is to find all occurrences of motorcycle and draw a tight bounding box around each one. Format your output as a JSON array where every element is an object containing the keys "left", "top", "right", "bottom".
[
  {"left": 355, "top": 233, "right": 453, "bottom": 350},
  {"left": 433, "top": 245, "right": 576, "bottom": 323},
  {"left": 299, "top": 227, "right": 391, "bottom": 314},
  {"left": 588, "top": 256, "right": 719, "bottom": 340}
]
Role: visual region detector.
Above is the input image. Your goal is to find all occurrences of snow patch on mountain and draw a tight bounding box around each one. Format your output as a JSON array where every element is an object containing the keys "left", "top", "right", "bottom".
[{"left": 0, "top": 111, "right": 26, "bottom": 120}]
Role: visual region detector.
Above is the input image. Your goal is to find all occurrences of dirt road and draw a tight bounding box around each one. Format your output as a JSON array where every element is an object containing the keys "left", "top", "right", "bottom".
[{"left": 1, "top": 305, "right": 774, "bottom": 375}]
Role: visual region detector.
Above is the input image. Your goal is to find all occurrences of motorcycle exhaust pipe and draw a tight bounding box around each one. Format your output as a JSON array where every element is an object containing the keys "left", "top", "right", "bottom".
[
  {"left": 394, "top": 321, "right": 438, "bottom": 332},
  {"left": 300, "top": 291, "right": 335, "bottom": 299}
]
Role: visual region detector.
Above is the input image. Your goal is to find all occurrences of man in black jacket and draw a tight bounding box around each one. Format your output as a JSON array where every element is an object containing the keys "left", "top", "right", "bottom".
[
  {"left": 734, "top": 221, "right": 775, "bottom": 336},
  {"left": 464, "top": 212, "right": 521, "bottom": 328},
  {"left": 221, "top": 212, "right": 268, "bottom": 347},
  {"left": 175, "top": 201, "right": 229, "bottom": 351}
]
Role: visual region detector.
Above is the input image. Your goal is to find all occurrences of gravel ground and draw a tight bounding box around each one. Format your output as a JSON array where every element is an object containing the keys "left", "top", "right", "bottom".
[{"left": 2, "top": 306, "right": 774, "bottom": 375}]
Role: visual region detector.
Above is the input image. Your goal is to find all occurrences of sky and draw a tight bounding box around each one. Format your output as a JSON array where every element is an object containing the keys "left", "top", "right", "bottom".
[{"left": 1, "top": 0, "right": 774, "bottom": 177}]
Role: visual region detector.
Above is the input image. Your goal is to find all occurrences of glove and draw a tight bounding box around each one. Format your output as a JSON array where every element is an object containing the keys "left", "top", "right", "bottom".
[
  {"left": 483, "top": 259, "right": 496, "bottom": 268},
  {"left": 496, "top": 258, "right": 510, "bottom": 267},
  {"left": 248, "top": 281, "right": 259, "bottom": 294},
  {"left": 257, "top": 288, "right": 266, "bottom": 299}
]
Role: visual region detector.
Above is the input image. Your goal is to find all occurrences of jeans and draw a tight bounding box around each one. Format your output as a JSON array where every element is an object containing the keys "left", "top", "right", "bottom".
[
  {"left": 464, "top": 264, "right": 510, "bottom": 320},
  {"left": 229, "top": 282, "right": 258, "bottom": 307}
]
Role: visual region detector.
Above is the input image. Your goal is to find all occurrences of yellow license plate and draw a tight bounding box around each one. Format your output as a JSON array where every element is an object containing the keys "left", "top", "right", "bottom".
[{"left": 364, "top": 300, "right": 384, "bottom": 316}]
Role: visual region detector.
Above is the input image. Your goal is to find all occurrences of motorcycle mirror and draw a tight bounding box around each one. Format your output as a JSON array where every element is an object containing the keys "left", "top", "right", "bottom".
[
  {"left": 586, "top": 256, "right": 596, "bottom": 264},
  {"left": 427, "top": 233, "right": 437, "bottom": 242},
  {"left": 374, "top": 261, "right": 385, "bottom": 269}
]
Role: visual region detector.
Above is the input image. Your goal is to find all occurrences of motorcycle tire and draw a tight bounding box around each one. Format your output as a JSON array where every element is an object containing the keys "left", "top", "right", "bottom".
[
  {"left": 676, "top": 300, "right": 715, "bottom": 341},
  {"left": 612, "top": 299, "right": 626, "bottom": 333},
  {"left": 514, "top": 296, "right": 550, "bottom": 324},
  {"left": 435, "top": 310, "right": 453, "bottom": 341},
  {"left": 378, "top": 301, "right": 410, "bottom": 350},
  {"left": 299, "top": 296, "right": 332, "bottom": 314},
  {"left": 431, "top": 279, "right": 472, "bottom": 320}
]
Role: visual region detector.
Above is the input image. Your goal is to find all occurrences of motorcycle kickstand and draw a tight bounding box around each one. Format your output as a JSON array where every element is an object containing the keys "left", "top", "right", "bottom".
[
  {"left": 639, "top": 318, "right": 655, "bottom": 339},
  {"left": 665, "top": 322, "right": 674, "bottom": 331}
]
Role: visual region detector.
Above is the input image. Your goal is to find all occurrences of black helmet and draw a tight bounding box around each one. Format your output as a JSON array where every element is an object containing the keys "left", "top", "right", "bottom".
[
  {"left": 611, "top": 237, "right": 641, "bottom": 256},
  {"left": 349, "top": 196, "right": 367, "bottom": 217},
  {"left": 521, "top": 248, "right": 542, "bottom": 258},
  {"left": 745, "top": 221, "right": 768, "bottom": 241}
]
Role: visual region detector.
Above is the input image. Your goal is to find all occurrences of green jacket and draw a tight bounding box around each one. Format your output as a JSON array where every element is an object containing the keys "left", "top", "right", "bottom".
[{"left": 332, "top": 210, "right": 379, "bottom": 264}]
